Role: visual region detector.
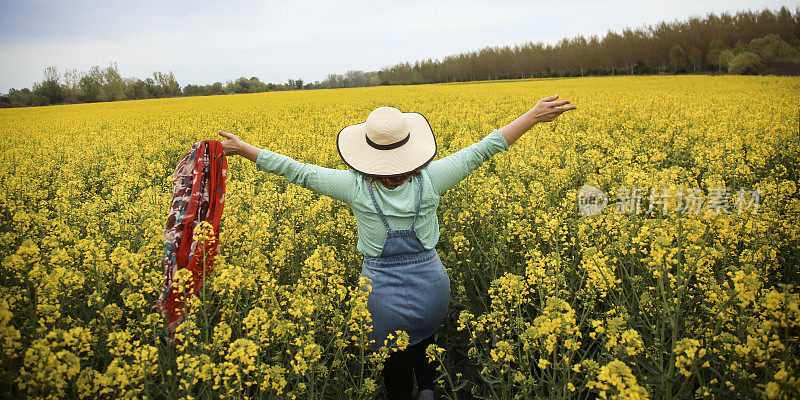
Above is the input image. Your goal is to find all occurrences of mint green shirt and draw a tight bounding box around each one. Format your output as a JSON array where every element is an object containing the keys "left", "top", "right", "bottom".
[{"left": 256, "top": 129, "right": 509, "bottom": 257}]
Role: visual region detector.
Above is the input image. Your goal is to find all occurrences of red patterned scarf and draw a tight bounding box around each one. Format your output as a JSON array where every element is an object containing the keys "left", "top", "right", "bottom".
[{"left": 155, "top": 140, "right": 227, "bottom": 345}]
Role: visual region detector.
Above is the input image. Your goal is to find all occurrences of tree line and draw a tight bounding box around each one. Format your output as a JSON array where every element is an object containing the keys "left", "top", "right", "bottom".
[
  {"left": 0, "top": 63, "right": 286, "bottom": 107},
  {"left": 1, "top": 6, "right": 798, "bottom": 108},
  {"left": 376, "top": 6, "right": 800, "bottom": 84}
]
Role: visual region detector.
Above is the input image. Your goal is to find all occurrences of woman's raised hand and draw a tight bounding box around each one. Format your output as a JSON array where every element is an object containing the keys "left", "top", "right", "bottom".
[
  {"left": 498, "top": 94, "right": 578, "bottom": 146},
  {"left": 527, "top": 94, "right": 577, "bottom": 123},
  {"left": 218, "top": 130, "right": 262, "bottom": 163},
  {"left": 218, "top": 130, "right": 242, "bottom": 156}
]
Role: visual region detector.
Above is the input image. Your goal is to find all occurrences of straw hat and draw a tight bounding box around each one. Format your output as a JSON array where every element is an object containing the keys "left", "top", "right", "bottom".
[{"left": 337, "top": 107, "right": 437, "bottom": 177}]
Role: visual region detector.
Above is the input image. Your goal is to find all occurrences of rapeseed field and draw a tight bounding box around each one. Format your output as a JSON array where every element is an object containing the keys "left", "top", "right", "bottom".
[{"left": 1, "top": 75, "right": 798, "bottom": 399}]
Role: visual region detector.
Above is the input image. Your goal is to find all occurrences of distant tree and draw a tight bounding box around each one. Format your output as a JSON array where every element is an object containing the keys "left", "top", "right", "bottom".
[
  {"left": 153, "top": 71, "right": 180, "bottom": 97},
  {"left": 247, "top": 76, "right": 267, "bottom": 92},
  {"left": 775, "top": 6, "right": 795, "bottom": 41},
  {"left": 303, "top": 81, "right": 324, "bottom": 90},
  {"left": 209, "top": 82, "right": 224, "bottom": 95},
  {"left": 669, "top": 45, "right": 687, "bottom": 72},
  {"left": 602, "top": 30, "right": 625, "bottom": 74},
  {"left": 63, "top": 68, "right": 81, "bottom": 103},
  {"left": 165, "top": 72, "right": 181, "bottom": 96},
  {"left": 727, "top": 52, "right": 761, "bottom": 74},
  {"left": 125, "top": 79, "right": 149, "bottom": 99},
  {"left": 4, "top": 88, "right": 34, "bottom": 107},
  {"left": 733, "top": 41, "right": 749, "bottom": 54},
  {"left": 688, "top": 47, "right": 703, "bottom": 71},
  {"left": 707, "top": 40, "right": 725, "bottom": 71},
  {"left": 718, "top": 49, "right": 736, "bottom": 70},
  {"left": 225, "top": 79, "right": 241, "bottom": 94},
  {"left": 365, "top": 71, "right": 381, "bottom": 86},
  {"left": 32, "top": 66, "right": 63, "bottom": 105},
  {"left": 103, "top": 62, "right": 126, "bottom": 101},
  {"left": 234, "top": 77, "right": 250, "bottom": 93},
  {"left": 79, "top": 67, "right": 105, "bottom": 102},
  {"left": 43, "top": 66, "right": 59, "bottom": 83},
  {"left": 144, "top": 77, "right": 162, "bottom": 98},
  {"left": 182, "top": 84, "right": 205, "bottom": 96},
  {"left": 345, "top": 70, "right": 365, "bottom": 87},
  {"left": 324, "top": 74, "right": 343, "bottom": 88},
  {"left": 748, "top": 33, "right": 799, "bottom": 65}
]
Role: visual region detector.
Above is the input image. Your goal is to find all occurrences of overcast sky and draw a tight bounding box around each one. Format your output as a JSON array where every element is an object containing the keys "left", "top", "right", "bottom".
[{"left": 0, "top": 0, "right": 794, "bottom": 93}]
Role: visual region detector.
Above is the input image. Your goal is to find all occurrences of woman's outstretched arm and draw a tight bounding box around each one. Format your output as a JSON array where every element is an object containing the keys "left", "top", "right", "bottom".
[
  {"left": 218, "top": 130, "right": 358, "bottom": 204},
  {"left": 426, "top": 94, "right": 576, "bottom": 195}
]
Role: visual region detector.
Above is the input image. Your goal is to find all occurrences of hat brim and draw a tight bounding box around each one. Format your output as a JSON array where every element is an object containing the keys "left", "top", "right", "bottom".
[{"left": 337, "top": 112, "right": 437, "bottom": 177}]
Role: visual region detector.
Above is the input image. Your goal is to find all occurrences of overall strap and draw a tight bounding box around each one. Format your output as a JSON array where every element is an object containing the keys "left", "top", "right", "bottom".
[
  {"left": 366, "top": 179, "right": 392, "bottom": 231},
  {"left": 411, "top": 175, "right": 423, "bottom": 229}
]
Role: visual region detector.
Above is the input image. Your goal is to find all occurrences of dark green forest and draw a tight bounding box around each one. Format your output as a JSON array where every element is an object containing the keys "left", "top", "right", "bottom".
[{"left": 2, "top": 6, "right": 798, "bottom": 108}]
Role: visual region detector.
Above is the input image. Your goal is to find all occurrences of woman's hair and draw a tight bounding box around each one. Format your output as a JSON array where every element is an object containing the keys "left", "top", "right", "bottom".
[{"left": 367, "top": 169, "right": 421, "bottom": 189}]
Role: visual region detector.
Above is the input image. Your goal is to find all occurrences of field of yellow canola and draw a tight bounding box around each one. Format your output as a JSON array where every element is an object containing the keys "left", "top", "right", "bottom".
[{"left": 1, "top": 75, "right": 799, "bottom": 399}]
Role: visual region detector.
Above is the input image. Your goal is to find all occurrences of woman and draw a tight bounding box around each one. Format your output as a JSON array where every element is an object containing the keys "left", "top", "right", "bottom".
[{"left": 219, "top": 94, "right": 576, "bottom": 399}]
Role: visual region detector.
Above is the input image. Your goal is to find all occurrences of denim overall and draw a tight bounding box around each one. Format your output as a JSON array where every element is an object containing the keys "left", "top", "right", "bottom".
[{"left": 360, "top": 176, "right": 451, "bottom": 353}]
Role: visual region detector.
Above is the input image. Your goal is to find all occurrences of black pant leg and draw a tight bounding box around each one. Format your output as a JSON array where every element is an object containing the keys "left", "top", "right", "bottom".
[
  {"left": 383, "top": 348, "right": 414, "bottom": 400},
  {"left": 411, "top": 335, "right": 437, "bottom": 391}
]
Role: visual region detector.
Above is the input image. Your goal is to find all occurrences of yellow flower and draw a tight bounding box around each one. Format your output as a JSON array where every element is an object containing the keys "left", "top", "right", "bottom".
[{"left": 538, "top": 358, "right": 551, "bottom": 370}]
